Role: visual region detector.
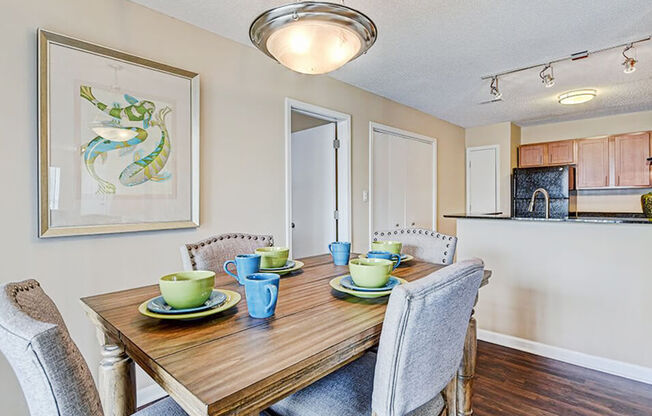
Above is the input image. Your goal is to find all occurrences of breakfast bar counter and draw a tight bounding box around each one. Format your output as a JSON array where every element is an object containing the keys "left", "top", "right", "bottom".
[{"left": 80, "top": 254, "right": 491, "bottom": 416}]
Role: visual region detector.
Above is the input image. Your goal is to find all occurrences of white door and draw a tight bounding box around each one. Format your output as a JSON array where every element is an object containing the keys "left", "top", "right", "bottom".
[
  {"left": 372, "top": 129, "right": 435, "bottom": 233},
  {"left": 466, "top": 146, "right": 499, "bottom": 213},
  {"left": 292, "top": 123, "right": 337, "bottom": 258}
]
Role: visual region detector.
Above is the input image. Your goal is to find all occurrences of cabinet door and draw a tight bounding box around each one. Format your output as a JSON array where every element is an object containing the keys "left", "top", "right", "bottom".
[
  {"left": 519, "top": 144, "right": 547, "bottom": 167},
  {"left": 405, "top": 139, "right": 434, "bottom": 229},
  {"left": 548, "top": 140, "right": 576, "bottom": 165},
  {"left": 372, "top": 132, "right": 406, "bottom": 231},
  {"left": 577, "top": 138, "right": 609, "bottom": 188},
  {"left": 614, "top": 132, "right": 651, "bottom": 187}
]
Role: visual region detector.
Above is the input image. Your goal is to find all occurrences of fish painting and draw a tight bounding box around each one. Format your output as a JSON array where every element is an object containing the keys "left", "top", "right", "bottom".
[{"left": 79, "top": 85, "right": 172, "bottom": 194}]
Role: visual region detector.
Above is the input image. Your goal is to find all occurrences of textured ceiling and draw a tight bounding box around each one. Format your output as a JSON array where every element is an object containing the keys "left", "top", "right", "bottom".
[{"left": 131, "top": 0, "right": 652, "bottom": 127}]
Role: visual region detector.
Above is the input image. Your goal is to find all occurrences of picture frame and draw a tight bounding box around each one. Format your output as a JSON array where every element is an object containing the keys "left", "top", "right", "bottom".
[{"left": 38, "top": 29, "right": 200, "bottom": 237}]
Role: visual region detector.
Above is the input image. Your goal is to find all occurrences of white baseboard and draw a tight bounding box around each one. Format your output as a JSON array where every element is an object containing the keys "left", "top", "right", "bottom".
[
  {"left": 478, "top": 329, "right": 652, "bottom": 385},
  {"left": 137, "top": 383, "right": 167, "bottom": 407}
]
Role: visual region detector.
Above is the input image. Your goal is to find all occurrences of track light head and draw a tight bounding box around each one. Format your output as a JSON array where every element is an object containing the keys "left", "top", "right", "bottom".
[
  {"left": 490, "top": 76, "right": 502, "bottom": 99},
  {"left": 539, "top": 64, "right": 555, "bottom": 88},
  {"left": 622, "top": 44, "right": 637, "bottom": 74}
]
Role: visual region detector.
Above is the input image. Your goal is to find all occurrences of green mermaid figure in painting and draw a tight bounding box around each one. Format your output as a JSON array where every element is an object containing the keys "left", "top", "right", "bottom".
[{"left": 79, "top": 85, "right": 172, "bottom": 194}]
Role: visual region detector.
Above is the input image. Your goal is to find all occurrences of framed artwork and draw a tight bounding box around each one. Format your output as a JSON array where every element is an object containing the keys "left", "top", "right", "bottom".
[{"left": 38, "top": 29, "right": 200, "bottom": 237}]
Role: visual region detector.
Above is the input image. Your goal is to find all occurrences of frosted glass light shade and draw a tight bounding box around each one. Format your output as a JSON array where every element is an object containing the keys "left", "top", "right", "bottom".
[
  {"left": 558, "top": 89, "right": 597, "bottom": 105},
  {"left": 250, "top": 2, "right": 376, "bottom": 75},
  {"left": 267, "top": 21, "right": 362, "bottom": 75}
]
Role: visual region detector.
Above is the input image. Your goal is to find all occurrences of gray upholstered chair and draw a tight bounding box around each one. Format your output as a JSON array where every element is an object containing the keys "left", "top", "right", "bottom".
[
  {"left": 0, "top": 279, "right": 187, "bottom": 416},
  {"left": 180, "top": 233, "right": 275, "bottom": 272},
  {"left": 372, "top": 228, "right": 457, "bottom": 265},
  {"left": 268, "top": 258, "right": 484, "bottom": 416}
]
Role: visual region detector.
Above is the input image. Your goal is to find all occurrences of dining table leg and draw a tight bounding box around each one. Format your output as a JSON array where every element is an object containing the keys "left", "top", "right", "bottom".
[
  {"left": 456, "top": 300, "right": 478, "bottom": 415},
  {"left": 96, "top": 329, "right": 136, "bottom": 416}
]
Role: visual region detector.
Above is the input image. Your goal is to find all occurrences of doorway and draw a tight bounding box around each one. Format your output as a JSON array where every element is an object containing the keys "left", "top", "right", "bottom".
[
  {"left": 369, "top": 123, "right": 437, "bottom": 246},
  {"left": 285, "top": 99, "right": 351, "bottom": 258},
  {"left": 466, "top": 145, "right": 499, "bottom": 214}
]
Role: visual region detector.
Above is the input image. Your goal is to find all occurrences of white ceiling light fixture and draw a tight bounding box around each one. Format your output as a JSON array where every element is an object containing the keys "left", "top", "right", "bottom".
[
  {"left": 622, "top": 43, "right": 637, "bottom": 73},
  {"left": 539, "top": 63, "right": 555, "bottom": 88},
  {"left": 249, "top": 1, "right": 377, "bottom": 75},
  {"left": 558, "top": 89, "right": 597, "bottom": 105},
  {"left": 490, "top": 76, "right": 502, "bottom": 100}
]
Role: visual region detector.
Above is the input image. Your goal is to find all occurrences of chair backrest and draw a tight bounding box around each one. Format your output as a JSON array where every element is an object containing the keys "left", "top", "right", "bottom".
[
  {"left": 180, "top": 233, "right": 275, "bottom": 272},
  {"left": 0, "top": 280, "right": 103, "bottom": 416},
  {"left": 372, "top": 228, "right": 457, "bottom": 265},
  {"left": 371, "top": 259, "right": 484, "bottom": 416}
]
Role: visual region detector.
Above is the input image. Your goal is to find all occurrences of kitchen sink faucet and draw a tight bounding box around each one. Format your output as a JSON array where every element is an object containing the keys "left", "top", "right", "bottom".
[{"left": 528, "top": 188, "right": 550, "bottom": 219}]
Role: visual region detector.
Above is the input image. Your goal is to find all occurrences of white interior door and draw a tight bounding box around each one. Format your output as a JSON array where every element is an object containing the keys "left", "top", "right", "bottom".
[
  {"left": 466, "top": 146, "right": 499, "bottom": 214},
  {"left": 292, "top": 123, "right": 337, "bottom": 258},
  {"left": 372, "top": 129, "right": 435, "bottom": 233}
]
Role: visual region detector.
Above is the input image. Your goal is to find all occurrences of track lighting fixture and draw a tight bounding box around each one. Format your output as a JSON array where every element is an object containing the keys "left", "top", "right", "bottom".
[
  {"left": 490, "top": 76, "right": 502, "bottom": 100},
  {"left": 539, "top": 64, "right": 555, "bottom": 88},
  {"left": 622, "top": 44, "right": 637, "bottom": 74}
]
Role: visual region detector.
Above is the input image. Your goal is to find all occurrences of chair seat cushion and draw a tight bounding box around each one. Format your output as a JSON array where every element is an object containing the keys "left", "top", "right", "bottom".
[
  {"left": 269, "top": 352, "right": 444, "bottom": 416},
  {"left": 133, "top": 397, "right": 188, "bottom": 416}
]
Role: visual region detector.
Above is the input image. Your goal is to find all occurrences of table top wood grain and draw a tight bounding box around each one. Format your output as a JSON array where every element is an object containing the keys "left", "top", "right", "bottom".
[{"left": 81, "top": 254, "right": 491, "bottom": 416}]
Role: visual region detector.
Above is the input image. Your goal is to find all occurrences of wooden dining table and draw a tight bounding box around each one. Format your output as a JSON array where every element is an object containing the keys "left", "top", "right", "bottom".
[{"left": 81, "top": 254, "right": 491, "bottom": 416}]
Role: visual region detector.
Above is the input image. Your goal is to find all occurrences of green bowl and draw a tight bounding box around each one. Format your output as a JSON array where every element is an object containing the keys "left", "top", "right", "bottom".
[
  {"left": 349, "top": 258, "right": 393, "bottom": 288},
  {"left": 159, "top": 271, "right": 215, "bottom": 310},
  {"left": 256, "top": 247, "right": 290, "bottom": 268},
  {"left": 371, "top": 241, "right": 403, "bottom": 255}
]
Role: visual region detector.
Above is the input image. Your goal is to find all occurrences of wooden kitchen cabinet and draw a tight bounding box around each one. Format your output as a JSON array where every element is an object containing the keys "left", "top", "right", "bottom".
[
  {"left": 577, "top": 137, "right": 609, "bottom": 188},
  {"left": 519, "top": 144, "right": 547, "bottom": 167},
  {"left": 548, "top": 140, "right": 576, "bottom": 165},
  {"left": 614, "top": 132, "right": 651, "bottom": 187}
]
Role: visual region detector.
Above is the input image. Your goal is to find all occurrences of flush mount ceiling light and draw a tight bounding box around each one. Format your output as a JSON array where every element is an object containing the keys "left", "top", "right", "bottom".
[
  {"left": 539, "top": 63, "right": 555, "bottom": 88},
  {"left": 622, "top": 43, "right": 637, "bottom": 73},
  {"left": 558, "top": 89, "right": 597, "bottom": 105},
  {"left": 249, "top": 1, "right": 377, "bottom": 75}
]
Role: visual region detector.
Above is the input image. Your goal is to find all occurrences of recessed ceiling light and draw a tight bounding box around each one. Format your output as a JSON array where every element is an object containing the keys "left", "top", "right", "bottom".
[
  {"left": 558, "top": 89, "right": 597, "bottom": 105},
  {"left": 249, "top": 2, "right": 377, "bottom": 75}
]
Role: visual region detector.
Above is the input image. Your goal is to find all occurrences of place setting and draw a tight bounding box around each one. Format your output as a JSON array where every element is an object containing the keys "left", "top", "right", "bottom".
[
  {"left": 328, "top": 240, "right": 408, "bottom": 299},
  {"left": 361, "top": 240, "right": 414, "bottom": 264}
]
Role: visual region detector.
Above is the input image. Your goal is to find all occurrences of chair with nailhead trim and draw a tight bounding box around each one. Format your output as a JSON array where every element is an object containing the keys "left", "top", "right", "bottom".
[
  {"left": 0, "top": 279, "right": 188, "bottom": 416},
  {"left": 180, "top": 233, "right": 275, "bottom": 273},
  {"left": 371, "top": 228, "right": 457, "bottom": 265}
]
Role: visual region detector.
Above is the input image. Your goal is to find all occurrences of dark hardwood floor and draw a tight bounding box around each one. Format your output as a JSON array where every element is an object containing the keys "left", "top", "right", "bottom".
[{"left": 474, "top": 341, "right": 652, "bottom": 416}]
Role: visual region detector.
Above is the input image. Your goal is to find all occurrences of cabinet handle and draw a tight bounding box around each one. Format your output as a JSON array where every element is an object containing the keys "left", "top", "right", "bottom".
[
  {"left": 395, "top": 224, "right": 399, "bottom": 227},
  {"left": 605, "top": 175, "right": 609, "bottom": 186},
  {"left": 411, "top": 222, "right": 415, "bottom": 226}
]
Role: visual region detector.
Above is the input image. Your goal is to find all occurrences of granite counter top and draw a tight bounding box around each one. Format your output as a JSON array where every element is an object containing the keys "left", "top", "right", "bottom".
[{"left": 444, "top": 212, "right": 652, "bottom": 225}]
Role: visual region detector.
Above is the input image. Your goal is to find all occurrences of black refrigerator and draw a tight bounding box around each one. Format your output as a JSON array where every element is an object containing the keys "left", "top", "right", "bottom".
[{"left": 512, "top": 166, "right": 576, "bottom": 218}]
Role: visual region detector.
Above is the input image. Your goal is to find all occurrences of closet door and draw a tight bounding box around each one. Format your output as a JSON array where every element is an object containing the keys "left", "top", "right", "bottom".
[{"left": 405, "top": 138, "right": 433, "bottom": 229}]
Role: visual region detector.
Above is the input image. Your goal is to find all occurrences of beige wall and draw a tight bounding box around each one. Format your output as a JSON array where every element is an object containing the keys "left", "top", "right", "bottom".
[
  {"left": 465, "top": 122, "right": 520, "bottom": 214},
  {"left": 0, "top": 0, "right": 465, "bottom": 413},
  {"left": 521, "top": 110, "right": 652, "bottom": 212},
  {"left": 457, "top": 218, "right": 652, "bottom": 373}
]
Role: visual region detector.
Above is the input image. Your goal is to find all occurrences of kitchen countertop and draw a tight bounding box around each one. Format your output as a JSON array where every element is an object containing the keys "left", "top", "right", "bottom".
[{"left": 444, "top": 212, "right": 652, "bottom": 224}]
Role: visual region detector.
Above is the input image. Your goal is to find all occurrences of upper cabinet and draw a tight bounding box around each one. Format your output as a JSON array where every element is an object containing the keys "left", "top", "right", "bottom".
[
  {"left": 518, "top": 140, "right": 576, "bottom": 168},
  {"left": 519, "top": 144, "right": 547, "bottom": 167},
  {"left": 519, "top": 132, "right": 651, "bottom": 189},
  {"left": 548, "top": 140, "right": 576, "bottom": 165},
  {"left": 614, "top": 132, "right": 651, "bottom": 187},
  {"left": 577, "top": 137, "right": 609, "bottom": 188}
]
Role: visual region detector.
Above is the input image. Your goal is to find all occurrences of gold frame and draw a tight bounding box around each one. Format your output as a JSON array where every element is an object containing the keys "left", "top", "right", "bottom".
[{"left": 38, "top": 29, "right": 200, "bottom": 238}]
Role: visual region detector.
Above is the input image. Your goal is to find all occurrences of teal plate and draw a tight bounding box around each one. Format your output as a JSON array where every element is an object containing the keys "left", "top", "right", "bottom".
[
  {"left": 340, "top": 275, "right": 401, "bottom": 292},
  {"left": 260, "top": 260, "right": 296, "bottom": 271},
  {"left": 147, "top": 290, "right": 227, "bottom": 315}
]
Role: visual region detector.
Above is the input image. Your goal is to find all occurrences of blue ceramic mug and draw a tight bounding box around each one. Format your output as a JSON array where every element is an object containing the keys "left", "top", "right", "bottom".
[
  {"left": 328, "top": 241, "right": 351, "bottom": 266},
  {"left": 367, "top": 250, "right": 401, "bottom": 270},
  {"left": 244, "top": 273, "right": 280, "bottom": 319},
  {"left": 223, "top": 254, "right": 261, "bottom": 285}
]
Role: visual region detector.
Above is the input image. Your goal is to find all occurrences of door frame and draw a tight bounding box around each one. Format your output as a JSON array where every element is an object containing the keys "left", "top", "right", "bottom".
[
  {"left": 465, "top": 144, "right": 500, "bottom": 213},
  {"left": 285, "top": 98, "right": 352, "bottom": 257},
  {"left": 368, "top": 122, "right": 438, "bottom": 247}
]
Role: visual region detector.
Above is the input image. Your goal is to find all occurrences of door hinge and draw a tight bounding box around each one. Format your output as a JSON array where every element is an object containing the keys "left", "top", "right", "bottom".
[
  {"left": 333, "top": 210, "right": 339, "bottom": 220},
  {"left": 333, "top": 139, "right": 340, "bottom": 149}
]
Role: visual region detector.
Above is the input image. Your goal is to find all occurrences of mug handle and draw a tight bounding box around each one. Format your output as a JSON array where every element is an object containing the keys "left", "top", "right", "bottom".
[
  {"left": 391, "top": 254, "right": 401, "bottom": 270},
  {"left": 328, "top": 243, "right": 334, "bottom": 255},
  {"left": 265, "top": 284, "right": 278, "bottom": 313},
  {"left": 223, "top": 260, "right": 239, "bottom": 281}
]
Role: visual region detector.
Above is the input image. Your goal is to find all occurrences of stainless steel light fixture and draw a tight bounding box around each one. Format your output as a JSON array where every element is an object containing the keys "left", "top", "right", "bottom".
[
  {"left": 249, "top": 1, "right": 377, "bottom": 75},
  {"left": 622, "top": 43, "right": 637, "bottom": 73},
  {"left": 539, "top": 63, "right": 555, "bottom": 88},
  {"left": 490, "top": 76, "right": 502, "bottom": 99}
]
